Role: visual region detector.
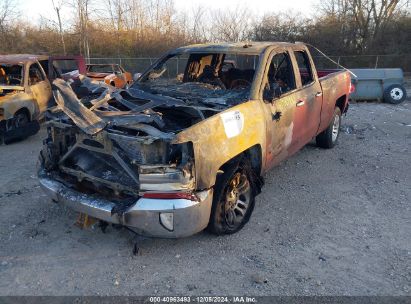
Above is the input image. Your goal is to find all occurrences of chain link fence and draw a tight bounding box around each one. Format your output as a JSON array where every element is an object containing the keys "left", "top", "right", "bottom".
[
  {"left": 312, "top": 54, "right": 411, "bottom": 71},
  {"left": 88, "top": 57, "right": 158, "bottom": 75},
  {"left": 87, "top": 54, "right": 411, "bottom": 75}
]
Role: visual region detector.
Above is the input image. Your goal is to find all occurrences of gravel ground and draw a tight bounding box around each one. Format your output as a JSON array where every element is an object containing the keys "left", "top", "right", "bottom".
[{"left": 0, "top": 95, "right": 410, "bottom": 296}]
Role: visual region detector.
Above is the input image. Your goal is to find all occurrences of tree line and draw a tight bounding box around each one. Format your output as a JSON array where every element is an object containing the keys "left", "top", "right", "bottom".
[{"left": 0, "top": 0, "right": 410, "bottom": 69}]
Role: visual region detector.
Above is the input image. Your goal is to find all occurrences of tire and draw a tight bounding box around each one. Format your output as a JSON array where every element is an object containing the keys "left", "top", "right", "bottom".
[
  {"left": 13, "top": 111, "right": 30, "bottom": 129},
  {"left": 383, "top": 84, "right": 407, "bottom": 104},
  {"left": 316, "top": 107, "right": 341, "bottom": 149},
  {"left": 207, "top": 159, "right": 256, "bottom": 235},
  {"left": 3, "top": 110, "right": 31, "bottom": 145}
]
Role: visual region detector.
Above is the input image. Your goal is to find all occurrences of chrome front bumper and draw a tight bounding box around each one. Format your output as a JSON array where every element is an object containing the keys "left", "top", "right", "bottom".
[{"left": 38, "top": 173, "right": 213, "bottom": 238}]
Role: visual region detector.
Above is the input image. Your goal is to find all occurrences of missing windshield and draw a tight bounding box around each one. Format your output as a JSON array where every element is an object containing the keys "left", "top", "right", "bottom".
[
  {"left": 136, "top": 52, "right": 259, "bottom": 107},
  {"left": 0, "top": 64, "right": 23, "bottom": 86}
]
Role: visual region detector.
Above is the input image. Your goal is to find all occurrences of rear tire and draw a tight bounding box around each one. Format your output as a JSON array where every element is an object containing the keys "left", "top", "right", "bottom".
[
  {"left": 383, "top": 84, "right": 407, "bottom": 104},
  {"left": 316, "top": 107, "right": 341, "bottom": 149},
  {"left": 207, "top": 159, "right": 256, "bottom": 235}
]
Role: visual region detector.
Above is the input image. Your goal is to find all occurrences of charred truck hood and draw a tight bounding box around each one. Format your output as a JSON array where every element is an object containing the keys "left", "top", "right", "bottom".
[{"left": 37, "top": 76, "right": 245, "bottom": 237}]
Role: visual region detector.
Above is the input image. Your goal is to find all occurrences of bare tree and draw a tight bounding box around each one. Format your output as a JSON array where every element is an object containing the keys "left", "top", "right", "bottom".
[
  {"left": 51, "top": 0, "right": 67, "bottom": 55},
  {"left": 252, "top": 11, "right": 308, "bottom": 42},
  {"left": 318, "top": 0, "right": 408, "bottom": 52},
  {"left": 211, "top": 6, "right": 252, "bottom": 42},
  {"left": 73, "top": 0, "right": 91, "bottom": 58},
  {"left": 0, "top": 0, "right": 17, "bottom": 32},
  {"left": 189, "top": 5, "right": 209, "bottom": 42},
  {"left": 0, "top": 0, "right": 409, "bottom": 70}
]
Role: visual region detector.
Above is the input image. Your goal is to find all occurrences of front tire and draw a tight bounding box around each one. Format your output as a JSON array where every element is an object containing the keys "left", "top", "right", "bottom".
[
  {"left": 13, "top": 111, "right": 30, "bottom": 129},
  {"left": 316, "top": 107, "right": 341, "bottom": 149},
  {"left": 207, "top": 159, "right": 256, "bottom": 235},
  {"left": 3, "top": 110, "right": 32, "bottom": 145}
]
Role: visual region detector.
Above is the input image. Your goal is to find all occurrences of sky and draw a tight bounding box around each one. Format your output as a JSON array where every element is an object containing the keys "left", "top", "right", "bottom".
[{"left": 19, "top": 0, "right": 317, "bottom": 25}]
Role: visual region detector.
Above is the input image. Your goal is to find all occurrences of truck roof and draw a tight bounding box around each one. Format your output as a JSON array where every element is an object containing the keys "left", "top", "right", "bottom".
[
  {"left": 172, "top": 41, "right": 298, "bottom": 55},
  {"left": 0, "top": 54, "right": 49, "bottom": 64}
]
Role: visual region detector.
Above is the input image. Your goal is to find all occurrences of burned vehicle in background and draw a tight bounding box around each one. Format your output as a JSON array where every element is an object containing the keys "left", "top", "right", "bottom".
[
  {"left": 86, "top": 63, "right": 133, "bottom": 89},
  {"left": 0, "top": 54, "right": 85, "bottom": 144},
  {"left": 0, "top": 55, "right": 51, "bottom": 144},
  {"left": 38, "top": 42, "right": 351, "bottom": 238}
]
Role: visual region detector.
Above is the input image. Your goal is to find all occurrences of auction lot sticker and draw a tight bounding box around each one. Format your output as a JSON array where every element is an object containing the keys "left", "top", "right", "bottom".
[{"left": 220, "top": 110, "right": 244, "bottom": 138}]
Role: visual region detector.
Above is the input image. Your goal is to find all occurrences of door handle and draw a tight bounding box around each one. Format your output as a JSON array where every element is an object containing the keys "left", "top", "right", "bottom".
[
  {"left": 315, "top": 92, "right": 323, "bottom": 97},
  {"left": 296, "top": 100, "right": 305, "bottom": 107}
]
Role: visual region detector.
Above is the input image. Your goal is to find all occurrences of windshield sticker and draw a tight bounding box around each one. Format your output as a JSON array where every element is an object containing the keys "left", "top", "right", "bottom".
[{"left": 220, "top": 110, "right": 244, "bottom": 138}]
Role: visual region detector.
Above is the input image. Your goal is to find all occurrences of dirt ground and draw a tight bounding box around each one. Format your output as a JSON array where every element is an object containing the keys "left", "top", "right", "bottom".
[{"left": 0, "top": 93, "right": 410, "bottom": 296}]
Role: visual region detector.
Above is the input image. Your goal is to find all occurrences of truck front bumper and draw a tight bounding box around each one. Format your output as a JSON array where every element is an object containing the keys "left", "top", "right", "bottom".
[{"left": 38, "top": 173, "right": 213, "bottom": 238}]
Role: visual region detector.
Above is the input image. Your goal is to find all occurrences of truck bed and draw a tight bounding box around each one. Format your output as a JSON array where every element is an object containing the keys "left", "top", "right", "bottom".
[{"left": 317, "top": 70, "right": 351, "bottom": 133}]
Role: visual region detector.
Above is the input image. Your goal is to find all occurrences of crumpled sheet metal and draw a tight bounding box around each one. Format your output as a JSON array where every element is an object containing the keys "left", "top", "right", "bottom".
[
  {"left": 89, "top": 91, "right": 113, "bottom": 110},
  {"left": 53, "top": 79, "right": 107, "bottom": 135},
  {"left": 94, "top": 110, "right": 165, "bottom": 129},
  {"left": 78, "top": 74, "right": 113, "bottom": 93},
  {"left": 53, "top": 78, "right": 169, "bottom": 134}
]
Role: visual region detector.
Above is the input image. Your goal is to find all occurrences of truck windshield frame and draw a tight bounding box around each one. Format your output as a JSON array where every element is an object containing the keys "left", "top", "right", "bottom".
[{"left": 137, "top": 52, "right": 261, "bottom": 93}]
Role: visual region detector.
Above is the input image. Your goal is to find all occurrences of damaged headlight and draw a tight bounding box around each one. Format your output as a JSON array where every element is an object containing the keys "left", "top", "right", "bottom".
[
  {"left": 139, "top": 164, "right": 194, "bottom": 191},
  {"left": 138, "top": 142, "right": 195, "bottom": 192}
]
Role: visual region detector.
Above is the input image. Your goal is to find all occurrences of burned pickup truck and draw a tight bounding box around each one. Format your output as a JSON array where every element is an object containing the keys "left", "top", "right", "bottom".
[{"left": 38, "top": 42, "right": 351, "bottom": 238}]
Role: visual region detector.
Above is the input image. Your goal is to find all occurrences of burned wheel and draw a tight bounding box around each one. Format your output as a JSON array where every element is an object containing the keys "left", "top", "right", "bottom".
[
  {"left": 223, "top": 172, "right": 251, "bottom": 228},
  {"left": 207, "top": 160, "right": 255, "bottom": 235}
]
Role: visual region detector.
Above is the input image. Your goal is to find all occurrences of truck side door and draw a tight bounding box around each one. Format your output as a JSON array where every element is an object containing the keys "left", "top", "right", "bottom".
[
  {"left": 28, "top": 62, "right": 52, "bottom": 114},
  {"left": 263, "top": 50, "right": 300, "bottom": 168},
  {"left": 289, "top": 49, "right": 323, "bottom": 149}
]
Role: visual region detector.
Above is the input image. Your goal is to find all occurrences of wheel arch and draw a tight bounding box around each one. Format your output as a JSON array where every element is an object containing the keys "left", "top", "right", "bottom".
[
  {"left": 14, "top": 107, "right": 32, "bottom": 121},
  {"left": 217, "top": 144, "right": 264, "bottom": 195},
  {"left": 335, "top": 94, "right": 348, "bottom": 113}
]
